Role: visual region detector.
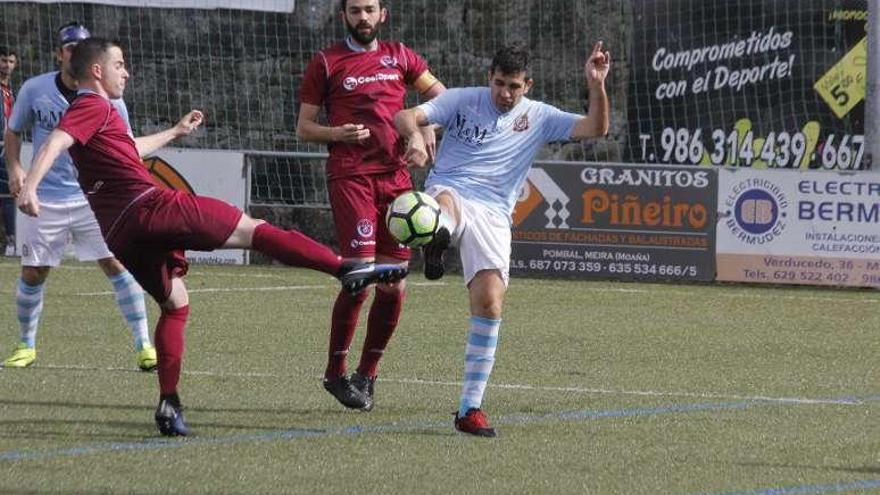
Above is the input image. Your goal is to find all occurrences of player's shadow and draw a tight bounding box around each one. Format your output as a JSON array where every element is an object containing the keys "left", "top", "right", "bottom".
[
  {"left": 0, "top": 490, "right": 119, "bottom": 495},
  {"left": 194, "top": 404, "right": 324, "bottom": 416},
  {"left": 0, "top": 399, "right": 452, "bottom": 439},
  {"left": 0, "top": 418, "right": 157, "bottom": 441},
  {"left": 0, "top": 417, "right": 330, "bottom": 442},
  {"left": 388, "top": 428, "right": 455, "bottom": 437},
  {"left": 0, "top": 398, "right": 145, "bottom": 411},
  {"left": 732, "top": 460, "right": 880, "bottom": 475},
  {"left": 0, "top": 398, "right": 331, "bottom": 416}
]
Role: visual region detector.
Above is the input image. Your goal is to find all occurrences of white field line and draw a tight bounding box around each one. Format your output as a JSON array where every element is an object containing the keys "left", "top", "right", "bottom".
[
  {"left": 71, "top": 280, "right": 447, "bottom": 296},
  {"left": 75, "top": 285, "right": 326, "bottom": 296},
  {"left": 26, "top": 364, "right": 868, "bottom": 406},
  {"left": 64, "top": 282, "right": 879, "bottom": 304},
  {"left": 0, "top": 262, "right": 874, "bottom": 303},
  {"left": 385, "top": 378, "right": 863, "bottom": 406}
]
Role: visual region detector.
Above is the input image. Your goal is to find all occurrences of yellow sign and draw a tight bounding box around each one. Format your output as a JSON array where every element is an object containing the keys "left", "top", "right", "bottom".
[{"left": 814, "top": 37, "right": 867, "bottom": 119}]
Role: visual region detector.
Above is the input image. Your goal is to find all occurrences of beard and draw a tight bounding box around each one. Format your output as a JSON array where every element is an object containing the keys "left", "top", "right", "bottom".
[{"left": 346, "top": 19, "right": 380, "bottom": 45}]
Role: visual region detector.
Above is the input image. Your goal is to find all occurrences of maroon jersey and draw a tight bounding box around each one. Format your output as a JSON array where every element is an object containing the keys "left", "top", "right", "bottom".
[
  {"left": 300, "top": 40, "right": 429, "bottom": 179},
  {"left": 58, "top": 92, "right": 156, "bottom": 238}
]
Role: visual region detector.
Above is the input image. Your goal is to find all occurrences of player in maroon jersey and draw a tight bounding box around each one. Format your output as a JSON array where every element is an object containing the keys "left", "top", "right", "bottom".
[
  {"left": 0, "top": 46, "right": 18, "bottom": 255},
  {"left": 16, "top": 37, "right": 408, "bottom": 437},
  {"left": 296, "top": 0, "right": 446, "bottom": 411}
]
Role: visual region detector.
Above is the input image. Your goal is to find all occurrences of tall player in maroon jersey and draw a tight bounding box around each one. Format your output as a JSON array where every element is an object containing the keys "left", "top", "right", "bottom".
[
  {"left": 297, "top": 0, "right": 446, "bottom": 411},
  {"left": 17, "top": 38, "right": 408, "bottom": 437}
]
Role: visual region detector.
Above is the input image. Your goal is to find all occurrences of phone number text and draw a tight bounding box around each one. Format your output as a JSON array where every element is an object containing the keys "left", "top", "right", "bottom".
[
  {"left": 510, "top": 259, "right": 699, "bottom": 278},
  {"left": 638, "top": 127, "right": 865, "bottom": 170}
]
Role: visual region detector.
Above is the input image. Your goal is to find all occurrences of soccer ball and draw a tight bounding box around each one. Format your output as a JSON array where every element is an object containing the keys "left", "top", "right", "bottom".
[{"left": 386, "top": 191, "right": 441, "bottom": 247}]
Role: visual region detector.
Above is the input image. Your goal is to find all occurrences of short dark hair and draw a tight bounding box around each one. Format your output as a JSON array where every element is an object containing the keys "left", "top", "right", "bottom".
[
  {"left": 489, "top": 44, "right": 531, "bottom": 77},
  {"left": 339, "top": 0, "right": 385, "bottom": 11},
  {"left": 70, "top": 37, "right": 120, "bottom": 81},
  {"left": 0, "top": 46, "right": 16, "bottom": 58}
]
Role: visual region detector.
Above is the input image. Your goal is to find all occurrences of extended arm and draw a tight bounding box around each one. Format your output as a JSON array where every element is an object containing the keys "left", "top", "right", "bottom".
[
  {"left": 571, "top": 41, "right": 611, "bottom": 140},
  {"left": 394, "top": 107, "right": 431, "bottom": 168},
  {"left": 134, "top": 110, "right": 203, "bottom": 157},
  {"left": 17, "top": 129, "right": 75, "bottom": 217},
  {"left": 415, "top": 80, "right": 447, "bottom": 163}
]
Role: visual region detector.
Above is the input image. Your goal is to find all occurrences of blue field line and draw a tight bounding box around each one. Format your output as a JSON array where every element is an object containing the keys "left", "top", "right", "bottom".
[
  {"left": 0, "top": 399, "right": 775, "bottom": 463},
  {"left": 698, "top": 478, "right": 880, "bottom": 495}
]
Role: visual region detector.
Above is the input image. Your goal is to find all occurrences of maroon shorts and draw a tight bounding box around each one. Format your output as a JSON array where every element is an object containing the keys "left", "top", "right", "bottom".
[
  {"left": 107, "top": 188, "right": 242, "bottom": 303},
  {"left": 328, "top": 168, "right": 412, "bottom": 260}
]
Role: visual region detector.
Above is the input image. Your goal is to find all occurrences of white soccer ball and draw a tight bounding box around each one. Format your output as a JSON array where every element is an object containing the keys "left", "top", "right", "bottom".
[{"left": 385, "top": 191, "right": 441, "bottom": 247}]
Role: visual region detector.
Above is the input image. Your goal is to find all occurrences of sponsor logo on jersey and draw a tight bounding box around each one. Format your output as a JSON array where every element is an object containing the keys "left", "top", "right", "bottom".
[
  {"left": 450, "top": 111, "right": 489, "bottom": 147},
  {"left": 33, "top": 108, "right": 64, "bottom": 131},
  {"left": 350, "top": 239, "right": 377, "bottom": 248},
  {"left": 342, "top": 72, "right": 402, "bottom": 91}
]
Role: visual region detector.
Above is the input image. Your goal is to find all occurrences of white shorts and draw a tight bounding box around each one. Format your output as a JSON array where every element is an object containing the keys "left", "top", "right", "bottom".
[
  {"left": 426, "top": 185, "right": 511, "bottom": 287},
  {"left": 19, "top": 199, "right": 113, "bottom": 267}
]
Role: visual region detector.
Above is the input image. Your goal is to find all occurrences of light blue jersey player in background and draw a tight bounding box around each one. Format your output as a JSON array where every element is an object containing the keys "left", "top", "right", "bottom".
[
  {"left": 2, "top": 22, "right": 156, "bottom": 370},
  {"left": 395, "top": 42, "right": 610, "bottom": 437}
]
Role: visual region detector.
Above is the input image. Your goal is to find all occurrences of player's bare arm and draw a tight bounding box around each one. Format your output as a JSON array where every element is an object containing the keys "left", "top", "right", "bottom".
[
  {"left": 296, "top": 102, "right": 371, "bottom": 144},
  {"left": 17, "top": 129, "right": 76, "bottom": 217},
  {"left": 3, "top": 128, "right": 26, "bottom": 197},
  {"left": 393, "top": 107, "right": 429, "bottom": 168},
  {"left": 571, "top": 41, "right": 611, "bottom": 140},
  {"left": 413, "top": 75, "right": 447, "bottom": 163},
  {"left": 134, "top": 110, "right": 204, "bottom": 157}
]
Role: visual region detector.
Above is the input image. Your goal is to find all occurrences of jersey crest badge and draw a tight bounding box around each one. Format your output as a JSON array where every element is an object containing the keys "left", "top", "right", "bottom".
[
  {"left": 513, "top": 113, "right": 530, "bottom": 132},
  {"left": 380, "top": 55, "right": 399, "bottom": 68},
  {"left": 356, "top": 218, "right": 374, "bottom": 238}
]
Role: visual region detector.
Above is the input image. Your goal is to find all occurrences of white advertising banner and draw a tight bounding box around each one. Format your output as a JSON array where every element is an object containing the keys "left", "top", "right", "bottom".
[
  {"left": 717, "top": 168, "right": 880, "bottom": 287},
  {"left": 0, "top": 0, "right": 295, "bottom": 12},
  {"left": 150, "top": 148, "right": 247, "bottom": 265}
]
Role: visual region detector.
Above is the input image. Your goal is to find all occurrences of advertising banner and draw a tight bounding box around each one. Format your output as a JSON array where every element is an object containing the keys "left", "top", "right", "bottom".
[
  {"left": 627, "top": 0, "right": 867, "bottom": 170},
  {"left": 150, "top": 148, "right": 248, "bottom": 265},
  {"left": 717, "top": 168, "right": 880, "bottom": 287},
  {"left": 511, "top": 162, "right": 717, "bottom": 282}
]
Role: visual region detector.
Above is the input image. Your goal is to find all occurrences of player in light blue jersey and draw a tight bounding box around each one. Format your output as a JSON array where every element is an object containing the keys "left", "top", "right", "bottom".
[
  {"left": 2, "top": 23, "right": 156, "bottom": 371},
  {"left": 395, "top": 42, "right": 610, "bottom": 436}
]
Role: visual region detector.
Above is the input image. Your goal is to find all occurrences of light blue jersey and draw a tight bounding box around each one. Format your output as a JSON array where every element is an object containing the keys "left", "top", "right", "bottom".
[
  {"left": 8, "top": 71, "right": 131, "bottom": 202},
  {"left": 420, "top": 87, "right": 580, "bottom": 218}
]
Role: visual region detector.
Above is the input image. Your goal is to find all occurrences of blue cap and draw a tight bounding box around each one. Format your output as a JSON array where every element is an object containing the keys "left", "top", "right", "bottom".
[{"left": 58, "top": 24, "right": 90, "bottom": 47}]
